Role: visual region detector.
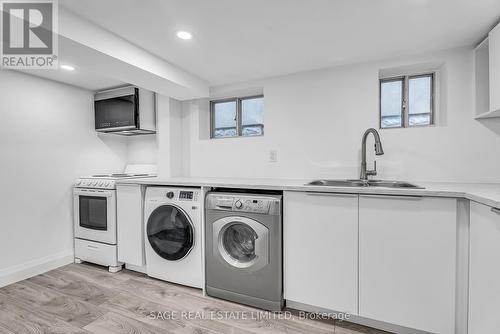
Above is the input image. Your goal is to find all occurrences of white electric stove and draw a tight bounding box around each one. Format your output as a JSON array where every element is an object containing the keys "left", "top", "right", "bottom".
[{"left": 73, "top": 170, "right": 155, "bottom": 272}]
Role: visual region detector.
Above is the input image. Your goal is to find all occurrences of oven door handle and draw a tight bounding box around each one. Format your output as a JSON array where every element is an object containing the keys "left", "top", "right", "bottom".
[{"left": 74, "top": 188, "right": 115, "bottom": 198}]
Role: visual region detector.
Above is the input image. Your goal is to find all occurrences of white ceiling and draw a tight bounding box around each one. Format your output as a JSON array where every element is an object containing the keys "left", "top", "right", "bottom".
[
  {"left": 19, "top": 66, "right": 124, "bottom": 92},
  {"left": 61, "top": 0, "right": 500, "bottom": 86}
]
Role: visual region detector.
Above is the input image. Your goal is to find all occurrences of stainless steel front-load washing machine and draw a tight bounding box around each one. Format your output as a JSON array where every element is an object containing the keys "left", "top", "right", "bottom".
[{"left": 205, "top": 192, "right": 283, "bottom": 311}]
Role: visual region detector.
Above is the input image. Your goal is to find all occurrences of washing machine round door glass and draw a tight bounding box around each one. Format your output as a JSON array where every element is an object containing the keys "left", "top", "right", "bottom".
[
  {"left": 147, "top": 205, "right": 194, "bottom": 261},
  {"left": 214, "top": 217, "right": 269, "bottom": 271},
  {"left": 222, "top": 223, "right": 258, "bottom": 263}
]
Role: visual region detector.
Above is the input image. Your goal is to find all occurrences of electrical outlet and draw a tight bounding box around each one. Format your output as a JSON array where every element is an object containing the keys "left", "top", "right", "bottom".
[{"left": 269, "top": 150, "right": 278, "bottom": 163}]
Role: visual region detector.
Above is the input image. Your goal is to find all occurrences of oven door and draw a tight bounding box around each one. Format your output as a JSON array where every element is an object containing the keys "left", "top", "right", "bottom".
[{"left": 73, "top": 188, "right": 116, "bottom": 245}]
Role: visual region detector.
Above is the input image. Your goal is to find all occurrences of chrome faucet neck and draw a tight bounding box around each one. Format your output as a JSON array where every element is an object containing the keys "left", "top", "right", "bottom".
[{"left": 360, "top": 128, "right": 384, "bottom": 180}]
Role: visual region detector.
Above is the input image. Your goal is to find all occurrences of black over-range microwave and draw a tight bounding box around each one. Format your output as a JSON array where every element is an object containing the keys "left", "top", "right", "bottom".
[{"left": 94, "top": 86, "right": 156, "bottom": 135}]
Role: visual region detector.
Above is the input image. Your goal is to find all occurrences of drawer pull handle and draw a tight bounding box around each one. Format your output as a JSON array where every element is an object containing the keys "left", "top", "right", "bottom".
[
  {"left": 305, "top": 192, "right": 357, "bottom": 198},
  {"left": 491, "top": 207, "right": 500, "bottom": 215},
  {"left": 360, "top": 194, "right": 423, "bottom": 200},
  {"left": 87, "top": 245, "right": 99, "bottom": 250}
]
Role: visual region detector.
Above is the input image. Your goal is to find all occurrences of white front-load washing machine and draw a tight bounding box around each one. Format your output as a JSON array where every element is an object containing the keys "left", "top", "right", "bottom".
[{"left": 144, "top": 187, "right": 202, "bottom": 288}]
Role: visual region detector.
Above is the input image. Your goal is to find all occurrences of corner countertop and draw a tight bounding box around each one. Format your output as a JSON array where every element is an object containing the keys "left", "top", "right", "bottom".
[{"left": 117, "top": 176, "right": 500, "bottom": 209}]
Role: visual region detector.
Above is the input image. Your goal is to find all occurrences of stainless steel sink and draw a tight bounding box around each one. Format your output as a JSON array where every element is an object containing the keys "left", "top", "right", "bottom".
[
  {"left": 366, "top": 180, "right": 425, "bottom": 189},
  {"left": 307, "top": 179, "right": 366, "bottom": 187},
  {"left": 306, "top": 179, "right": 424, "bottom": 189}
]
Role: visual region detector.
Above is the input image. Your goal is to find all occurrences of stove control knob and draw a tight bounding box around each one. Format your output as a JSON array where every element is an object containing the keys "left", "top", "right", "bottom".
[
  {"left": 75, "top": 179, "right": 82, "bottom": 185},
  {"left": 166, "top": 191, "right": 174, "bottom": 199},
  {"left": 235, "top": 200, "right": 243, "bottom": 209}
]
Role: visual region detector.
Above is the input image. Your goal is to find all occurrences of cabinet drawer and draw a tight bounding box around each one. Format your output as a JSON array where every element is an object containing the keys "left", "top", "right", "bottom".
[{"left": 75, "top": 239, "right": 120, "bottom": 267}]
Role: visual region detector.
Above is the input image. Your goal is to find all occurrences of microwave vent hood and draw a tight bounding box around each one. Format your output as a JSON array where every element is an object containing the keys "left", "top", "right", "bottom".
[{"left": 94, "top": 86, "right": 156, "bottom": 136}]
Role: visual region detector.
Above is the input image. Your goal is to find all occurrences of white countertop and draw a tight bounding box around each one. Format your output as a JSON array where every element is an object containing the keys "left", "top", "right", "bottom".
[{"left": 117, "top": 176, "right": 500, "bottom": 208}]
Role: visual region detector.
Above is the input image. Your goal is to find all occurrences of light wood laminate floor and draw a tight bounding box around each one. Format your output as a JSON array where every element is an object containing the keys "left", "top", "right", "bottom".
[{"left": 0, "top": 263, "right": 390, "bottom": 334}]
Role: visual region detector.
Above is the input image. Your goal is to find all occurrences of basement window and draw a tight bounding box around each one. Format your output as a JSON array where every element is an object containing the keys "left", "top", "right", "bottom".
[
  {"left": 380, "top": 73, "right": 434, "bottom": 129},
  {"left": 210, "top": 95, "right": 264, "bottom": 138}
]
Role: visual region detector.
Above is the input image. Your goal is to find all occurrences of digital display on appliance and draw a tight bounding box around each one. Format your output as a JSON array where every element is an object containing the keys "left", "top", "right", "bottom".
[{"left": 179, "top": 191, "right": 193, "bottom": 200}]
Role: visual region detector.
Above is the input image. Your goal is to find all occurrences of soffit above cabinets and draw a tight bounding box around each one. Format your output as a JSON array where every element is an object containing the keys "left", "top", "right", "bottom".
[
  {"left": 12, "top": 7, "right": 209, "bottom": 100},
  {"left": 18, "top": 65, "right": 125, "bottom": 92}
]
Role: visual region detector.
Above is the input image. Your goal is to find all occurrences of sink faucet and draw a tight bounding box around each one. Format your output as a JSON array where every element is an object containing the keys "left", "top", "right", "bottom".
[{"left": 360, "top": 128, "right": 384, "bottom": 180}]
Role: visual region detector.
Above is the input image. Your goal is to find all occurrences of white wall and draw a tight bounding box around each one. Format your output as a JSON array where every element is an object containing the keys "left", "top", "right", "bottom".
[
  {"left": 126, "top": 94, "right": 183, "bottom": 177},
  {"left": 126, "top": 136, "right": 158, "bottom": 166},
  {"left": 178, "top": 47, "right": 500, "bottom": 183},
  {"left": 0, "top": 71, "right": 128, "bottom": 285}
]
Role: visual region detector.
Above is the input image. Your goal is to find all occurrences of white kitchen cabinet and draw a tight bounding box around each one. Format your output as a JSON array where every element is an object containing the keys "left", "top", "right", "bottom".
[
  {"left": 474, "top": 38, "right": 490, "bottom": 117},
  {"left": 116, "top": 184, "right": 145, "bottom": 266},
  {"left": 359, "top": 195, "right": 456, "bottom": 334},
  {"left": 469, "top": 201, "right": 500, "bottom": 333},
  {"left": 489, "top": 22, "right": 500, "bottom": 114},
  {"left": 284, "top": 191, "right": 358, "bottom": 314},
  {"left": 475, "top": 21, "right": 500, "bottom": 118}
]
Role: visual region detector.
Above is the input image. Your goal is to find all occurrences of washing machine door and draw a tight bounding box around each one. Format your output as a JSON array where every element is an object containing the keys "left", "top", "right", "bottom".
[
  {"left": 213, "top": 216, "right": 269, "bottom": 272},
  {"left": 147, "top": 204, "right": 194, "bottom": 261}
]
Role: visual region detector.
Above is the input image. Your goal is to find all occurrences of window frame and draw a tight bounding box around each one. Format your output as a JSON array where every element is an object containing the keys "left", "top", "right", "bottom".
[
  {"left": 379, "top": 72, "right": 435, "bottom": 129},
  {"left": 210, "top": 95, "right": 264, "bottom": 139},
  {"left": 379, "top": 76, "right": 405, "bottom": 129}
]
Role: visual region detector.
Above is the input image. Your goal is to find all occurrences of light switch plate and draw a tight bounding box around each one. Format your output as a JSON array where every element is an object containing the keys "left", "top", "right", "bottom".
[{"left": 269, "top": 150, "right": 278, "bottom": 163}]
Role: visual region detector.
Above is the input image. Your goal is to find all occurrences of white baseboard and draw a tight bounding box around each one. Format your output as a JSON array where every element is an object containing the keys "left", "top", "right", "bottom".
[{"left": 0, "top": 249, "right": 74, "bottom": 288}]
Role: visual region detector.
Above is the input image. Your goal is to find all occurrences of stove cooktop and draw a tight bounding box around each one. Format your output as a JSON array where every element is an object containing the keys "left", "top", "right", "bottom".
[
  {"left": 76, "top": 173, "right": 156, "bottom": 189},
  {"left": 91, "top": 173, "right": 151, "bottom": 178}
]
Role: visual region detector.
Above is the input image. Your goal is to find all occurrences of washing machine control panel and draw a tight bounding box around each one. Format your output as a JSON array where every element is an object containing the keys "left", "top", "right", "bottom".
[
  {"left": 163, "top": 190, "right": 200, "bottom": 201},
  {"left": 178, "top": 190, "right": 199, "bottom": 201},
  {"left": 240, "top": 198, "right": 270, "bottom": 213},
  {"left": 213, "top": 196, "right": 271, "bottom": 214}
]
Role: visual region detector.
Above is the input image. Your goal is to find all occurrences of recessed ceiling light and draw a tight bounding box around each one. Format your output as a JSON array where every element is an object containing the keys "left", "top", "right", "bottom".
[
  {"left": 176, "top": 31, "right": 193, "bottom": 40},
  {"left": 60, "top": 64, "right": 75, "bottom": 71}
]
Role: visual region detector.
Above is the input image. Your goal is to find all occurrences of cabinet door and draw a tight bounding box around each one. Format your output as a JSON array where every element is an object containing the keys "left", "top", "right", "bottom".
[
  {"left": 359, "top": 195, "right": 456, "bottom": 334},
  {"left": 469, "top": 202, "right": 500, "bottom": 333},
  {"left": 284, "top": 191, "right": 358, "bottom": 314},
  {"left": 489, "top": 22, "right": 500, "bottom": 112},
  {"left": 117, "top": 184, "right": 144, "bottom": 266}
]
